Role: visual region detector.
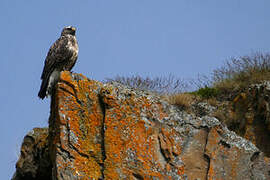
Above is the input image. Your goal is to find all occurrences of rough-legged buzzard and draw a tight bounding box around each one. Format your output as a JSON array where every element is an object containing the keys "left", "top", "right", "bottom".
[{"left": 38, "top": 26, "right": 78, "bottom": 99}]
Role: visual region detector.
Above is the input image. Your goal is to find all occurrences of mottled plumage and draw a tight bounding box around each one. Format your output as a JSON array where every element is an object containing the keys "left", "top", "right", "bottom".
[{"left": 38, "top": 26, "right": 78, "bottom": 99}]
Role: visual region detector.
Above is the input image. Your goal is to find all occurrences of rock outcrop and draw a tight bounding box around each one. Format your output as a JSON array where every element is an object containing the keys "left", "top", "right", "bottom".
[
  {"left": 12, "top": 128, "right": 51, "bottom": 180},
  {"left": 12, "top": 72, "right": 270, "bottom": 179}
]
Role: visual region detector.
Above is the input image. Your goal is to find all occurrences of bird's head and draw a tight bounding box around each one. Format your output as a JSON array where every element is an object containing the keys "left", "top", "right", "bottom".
[{"left": 61, "top": 26, "right": 76, "bottom": 36}]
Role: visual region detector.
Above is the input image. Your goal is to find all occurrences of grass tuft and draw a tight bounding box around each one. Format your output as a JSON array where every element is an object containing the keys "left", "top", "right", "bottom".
[{"left": 166, "top": 93, "right": 196, "bottom": 110}]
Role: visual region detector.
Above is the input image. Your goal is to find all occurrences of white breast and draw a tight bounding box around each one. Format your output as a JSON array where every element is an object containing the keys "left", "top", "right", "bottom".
[{"left": 67, "top": 40, "right": 79, "bottom": 54}]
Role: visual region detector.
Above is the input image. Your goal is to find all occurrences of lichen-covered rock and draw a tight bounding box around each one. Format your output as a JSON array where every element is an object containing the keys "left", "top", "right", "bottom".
[
  {"left": 12, "top": 72, "right": 270, "bottom": 179},
  {"left": 191, "top": 102, "right": 217, "bottom": 117},
  {"left": 49, "top": 72, "right": 104, "bottom": 179}
]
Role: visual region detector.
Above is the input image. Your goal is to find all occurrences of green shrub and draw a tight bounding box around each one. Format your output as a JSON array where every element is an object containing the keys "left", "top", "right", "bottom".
[{"left": 192, "top": 86, "right": 219, "bottom": 99}]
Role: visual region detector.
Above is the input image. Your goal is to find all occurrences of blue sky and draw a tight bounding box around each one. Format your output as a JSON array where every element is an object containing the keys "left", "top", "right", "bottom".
[{"left": 1, "top": 0, "right": 270, "bottom": 178}]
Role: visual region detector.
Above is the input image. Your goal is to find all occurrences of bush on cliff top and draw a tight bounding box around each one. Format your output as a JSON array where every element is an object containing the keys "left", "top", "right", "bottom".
[
  {"left": 191, "top": 86, "right": 220, "bottom": 99},
  {"left": 105, "top": 74, "right": 189, "bottom": 94},
  {"left": 212, "top": 52, "right": 270, "bottom": 93},
  {"left": 105, "top": 52, "right": 270, "bottom": 102}
]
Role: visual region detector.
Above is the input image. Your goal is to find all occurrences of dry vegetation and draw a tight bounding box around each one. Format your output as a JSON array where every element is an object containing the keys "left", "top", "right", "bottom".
[
  {"left": 105, "top": 74, "right": 189, "bottom": 94},
  {"left": 165, "top": 93, "right": 197, "bottom": 110},
  {"left": 212, "top": 52, "right": 270, "bottom": 95},
  {"left": 105, "top": 52, "right": 270, "bottom": 108}
]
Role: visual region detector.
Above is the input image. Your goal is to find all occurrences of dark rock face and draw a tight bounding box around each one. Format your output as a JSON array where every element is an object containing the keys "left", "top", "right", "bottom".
[
  {"left": 12, "top": 128, "right": 51, "bottom": 180},
  {"left": 12, "top": 72, "right": 270, "bottom": 179},
  {"left": 231, "top": 82, "right": 270, "bottom": 157}
]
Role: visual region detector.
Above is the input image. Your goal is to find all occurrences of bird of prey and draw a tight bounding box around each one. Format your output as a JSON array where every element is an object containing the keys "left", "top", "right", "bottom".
[{"left": 38, "top": 26, "right": 79, "bottom": 99}]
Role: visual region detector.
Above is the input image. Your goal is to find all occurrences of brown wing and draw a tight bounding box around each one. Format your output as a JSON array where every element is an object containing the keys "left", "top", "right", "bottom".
[{"left": 40, "top": 36, "right": 73, "bottom": 80}]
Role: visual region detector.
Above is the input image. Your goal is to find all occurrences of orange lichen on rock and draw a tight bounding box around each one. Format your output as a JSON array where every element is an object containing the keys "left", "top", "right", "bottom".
[
  {"left": 99, "top": 83, "right": 188, "bottom": 179},
  {"left": 50, "top": 71, "right": 104, "bottom": 179}
]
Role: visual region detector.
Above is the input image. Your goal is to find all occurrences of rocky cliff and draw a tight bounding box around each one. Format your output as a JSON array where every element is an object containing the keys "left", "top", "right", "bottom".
[{"left": 12, "top": 72, "right": 270, "bottom": 180}]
